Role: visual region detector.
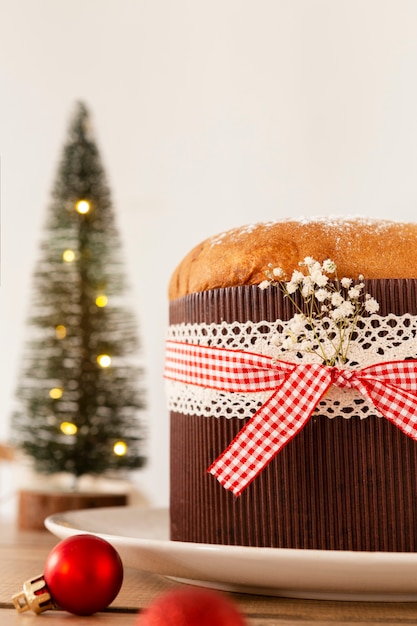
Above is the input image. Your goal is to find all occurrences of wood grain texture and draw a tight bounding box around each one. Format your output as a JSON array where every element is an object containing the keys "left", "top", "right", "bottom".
[{"left": 0, "top": 523, "right": 416, "bottom": 625}]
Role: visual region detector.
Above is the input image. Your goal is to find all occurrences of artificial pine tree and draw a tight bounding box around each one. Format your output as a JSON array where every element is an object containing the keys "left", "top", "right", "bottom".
[{"left": 12, "top": 102, "right": 146, "bottom": 484}]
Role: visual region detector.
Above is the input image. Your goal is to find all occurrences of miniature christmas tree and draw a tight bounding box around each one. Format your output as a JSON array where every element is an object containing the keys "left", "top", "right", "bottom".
[{"left": 11, "top": 102, "right": 146, "bottom": 483}]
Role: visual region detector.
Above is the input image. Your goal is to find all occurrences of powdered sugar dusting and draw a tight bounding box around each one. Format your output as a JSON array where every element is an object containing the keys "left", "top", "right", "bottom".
[
  {"left": 208, "top": 216, "right": 401, "bottom": 247},
  {"left": 296, "top": 215, "right": 398, "bottom": 233},
  {"left": 209, "top": 222, "right": 263, "bottom": 246}
]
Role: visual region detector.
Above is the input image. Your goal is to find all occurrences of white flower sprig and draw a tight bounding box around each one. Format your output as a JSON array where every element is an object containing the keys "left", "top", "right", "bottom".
[{"left": 259, "top": 257, "right": 379, "bottom": 366}]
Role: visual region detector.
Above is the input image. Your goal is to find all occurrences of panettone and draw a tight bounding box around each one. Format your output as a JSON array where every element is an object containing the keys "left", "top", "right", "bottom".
[
  {"left": 169, "top": 217, "right": 417, "bottom": 299},
  {"left": 166, "top": 217, "right": 417, "bottom": 551}
]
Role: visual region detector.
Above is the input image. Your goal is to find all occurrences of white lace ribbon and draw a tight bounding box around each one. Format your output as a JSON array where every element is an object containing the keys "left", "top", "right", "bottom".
[{"left": 166, "top": 314, "right": 417, "bottom": 420}]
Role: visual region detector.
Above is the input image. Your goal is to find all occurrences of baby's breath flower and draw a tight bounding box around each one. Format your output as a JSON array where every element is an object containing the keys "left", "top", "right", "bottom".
[
  {"left": 330, "top": 308, "right": 344, "bottom": 321},
  {"left": 322, "top": 259, "right": 336, "bottom": 273},
  {"left": 348, "top": 286, "right": 362, "bottom": 299},
  {"left": 331, "top": 292, "right": 344, "bottom": 307},
  {"left": 309, "top": 267, "right": 326, "bottom": 285},
  {"left": 286, "top": 281, "right": 298, "bottom": 295},
  {"left": 331, "top": 301, "right": 354, "bottom": 321},
  {"left": 301, "top": 280, "right": 314, "bottom": 298},
  {"left": 259, "top": 256, "right": 380, "bottom": 365},
  {"left": 288, "top": 314, "right": 306, "bottom": 335},
  {"left": 364, "top": 297, "right": 379, "bottom": 314},
  {"left": 338, "top": 300, "right": 355, "bottom": 318},
  {"left": 315, "top": 288, "right": 330, "bottom": 302},
  {"left": 273, "top": 267, "right": 284, "bottom": 278},
  {"left": 291, "top": 270, "right": 305, "bottom": 284},
  {"left": 303, "top": 256, "right": 315, "bottom": 266},
  {"left": 341, "top": 277, "right": 352, "bottom": 288}
]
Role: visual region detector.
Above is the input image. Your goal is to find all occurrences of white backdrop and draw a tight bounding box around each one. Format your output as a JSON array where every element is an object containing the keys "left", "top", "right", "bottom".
[{"left": 1, "top": 0, "right": 417, "bottom": 519}]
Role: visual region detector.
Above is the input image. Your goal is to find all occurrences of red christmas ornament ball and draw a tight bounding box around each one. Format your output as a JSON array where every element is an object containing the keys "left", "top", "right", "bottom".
[
  {"left": 44, "top": 534, "right": 123, "bottom": 615},
  {"left": 138, "top": 587, "right": 247, "bottom": 626}
]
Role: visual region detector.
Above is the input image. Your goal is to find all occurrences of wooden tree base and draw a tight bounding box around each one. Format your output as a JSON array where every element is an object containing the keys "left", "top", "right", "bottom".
[{"left": 18, "top": 489, "right": 128, "bottom": 531}]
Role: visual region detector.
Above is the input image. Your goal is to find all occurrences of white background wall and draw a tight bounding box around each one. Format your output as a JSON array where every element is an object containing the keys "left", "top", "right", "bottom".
[{"left": 1, "top": 0, "right": 417, "bottom": 519}]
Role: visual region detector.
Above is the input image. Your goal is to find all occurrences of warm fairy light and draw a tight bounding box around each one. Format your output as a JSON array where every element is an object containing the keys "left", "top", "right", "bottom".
[
  {"left": 75, "top": 199, "right": 91, "bottom": 214},
  {"left": 95, "top": 295, "right": 108, "bottom": 308},
  {"left": 60, "top": 422, "right": 78, "bottom": 435},
  {"left": 55, "top": 325, "right": 67, "bottom": 339},
  {"left": 49, "top": 387, "right": 63, "bottom": 399},
  {"left": 62, "top": 249, "right": 76, "bottom": 262},
  {"left": 97, "top": 354, "right": 111, "bottom": 368},
  {"left": 113, "top": 441, "right": 128, "bottom": 456}
]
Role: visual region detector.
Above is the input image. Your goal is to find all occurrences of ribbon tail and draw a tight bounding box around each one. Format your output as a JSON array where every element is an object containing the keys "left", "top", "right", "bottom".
[
  {"left": 208, "top": 364, "right": 332, "bottom": 496},
  {"left": 355, "top": 378, "right": 417, "bottom": 441}
]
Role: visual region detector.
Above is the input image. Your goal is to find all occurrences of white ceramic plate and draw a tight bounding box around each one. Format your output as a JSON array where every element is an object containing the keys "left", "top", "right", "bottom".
[{"left": 45, "top": 506, "right": 417, "bottom": 602}]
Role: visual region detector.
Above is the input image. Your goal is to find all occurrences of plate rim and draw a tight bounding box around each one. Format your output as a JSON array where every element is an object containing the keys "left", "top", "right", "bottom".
[
  {"left": 44, "top": 505, "right": 417, "bottom": 602},
  {"left": 44, "top": 505, "right": 417, "bottom": 563}
]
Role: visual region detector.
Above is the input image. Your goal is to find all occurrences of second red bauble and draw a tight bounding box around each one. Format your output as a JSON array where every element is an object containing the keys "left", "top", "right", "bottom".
[{"left": 138, "top": 587, "right": 247, "bottom": 626}]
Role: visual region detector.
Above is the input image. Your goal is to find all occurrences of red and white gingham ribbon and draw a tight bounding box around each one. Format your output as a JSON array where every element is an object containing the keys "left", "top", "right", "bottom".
[{"left": 165, "top": 340, "right": 417, "bottom": 496}]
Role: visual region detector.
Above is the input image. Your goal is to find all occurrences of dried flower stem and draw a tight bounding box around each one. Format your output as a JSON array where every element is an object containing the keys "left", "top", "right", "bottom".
[{"left": 259, "top": 258, "right": 379, "bottom": 366}]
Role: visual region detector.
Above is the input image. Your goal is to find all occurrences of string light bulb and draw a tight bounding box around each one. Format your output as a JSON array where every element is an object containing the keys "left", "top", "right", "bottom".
[
  {"left": 49, "top": 388, "right": 63, "bottom": 400},
  {"left": 113, "top": 441, "right": 128, "bottom": 456},
  {"left": 55, "top": 325, "right": 67, "bottom": 339},
  {"left": 97, "top": 354, "right": 111, "bottom": 368},
  {"left": 62, "top": 249, "right": 75, "bottom": 263},
  {"left": 75, "top": 199, "right": 91, "bottom": 214},
  {"left": 95, "top": 295, "right": 108, "bottom": 308},
  {"left": 60, "top": 422, "right": 78, "bottom": 436}
]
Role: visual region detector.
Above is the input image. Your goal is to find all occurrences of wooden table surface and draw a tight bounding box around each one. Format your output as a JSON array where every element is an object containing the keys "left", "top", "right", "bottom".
[{"left": 0, "top": 522, "right": 416, "bottom": 625}]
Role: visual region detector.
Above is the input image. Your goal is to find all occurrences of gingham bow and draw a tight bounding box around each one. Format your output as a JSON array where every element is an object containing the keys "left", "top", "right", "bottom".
[{"left": 164, "top": 341, "right": 417, "bottom": 496}]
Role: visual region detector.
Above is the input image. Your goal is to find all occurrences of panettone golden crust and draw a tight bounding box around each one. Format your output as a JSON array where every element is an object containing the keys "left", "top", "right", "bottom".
[{"left": 169, "top": 217, "right": 417, "bottom": 300}]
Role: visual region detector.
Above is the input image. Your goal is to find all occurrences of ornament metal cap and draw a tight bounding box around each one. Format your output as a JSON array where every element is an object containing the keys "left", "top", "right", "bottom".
[{"left": 12, "top": 574, "right": 56, "bottom": 614}]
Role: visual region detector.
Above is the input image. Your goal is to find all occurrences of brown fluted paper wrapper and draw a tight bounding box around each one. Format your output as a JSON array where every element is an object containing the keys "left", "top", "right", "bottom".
[{"left": 169, "top": 280, "right": 417, "bottom": 551}]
